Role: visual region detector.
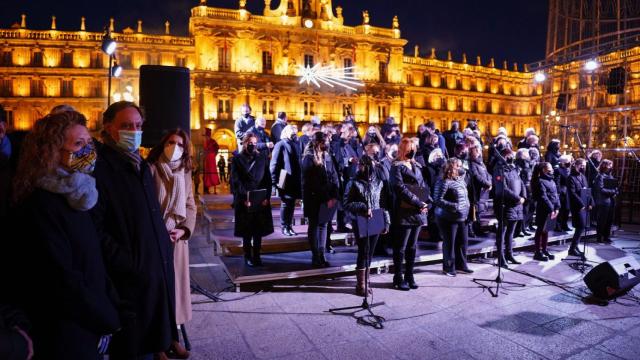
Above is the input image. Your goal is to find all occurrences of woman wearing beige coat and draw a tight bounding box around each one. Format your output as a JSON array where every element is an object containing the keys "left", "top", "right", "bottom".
[{"left": 148, "top": 129, "right": 197, "bottom": 360}]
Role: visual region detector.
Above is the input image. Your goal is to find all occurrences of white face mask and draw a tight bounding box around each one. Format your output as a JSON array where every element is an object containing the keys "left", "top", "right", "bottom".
[
  {"left": 164, "top": 144, "right": 183, "bottom": 162},
  {"left": 117, "top": 130, "right": 143, "bottom": 152}
]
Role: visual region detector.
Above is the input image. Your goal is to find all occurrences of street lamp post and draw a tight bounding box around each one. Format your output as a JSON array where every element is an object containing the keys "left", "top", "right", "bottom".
[
  {"left": 102, "top": 29, "right": 118, "bottom": 106},
  {"left": 585, "top": 59, "right": 599, "bottom": 150}
]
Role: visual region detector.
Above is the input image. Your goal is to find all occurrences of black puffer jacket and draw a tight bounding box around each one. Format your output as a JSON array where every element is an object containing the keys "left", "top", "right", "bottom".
[
  {"left": 534, "top": 173, "right": 561, "bottom": 215},
  {"left": 390, "top": 161, "right": 430, "bottom": 226},
  {"left": 301, "top": 148, "right": 340, "bottom": 219},
  {"left": 344, "top": 175, "right": 391, "bottom": 235},
  {"left": 493, "top": 164, "right": 526, "bottom": 221},
  {"left": 433, "top": 177, "right": 470, "bottom": 222}
]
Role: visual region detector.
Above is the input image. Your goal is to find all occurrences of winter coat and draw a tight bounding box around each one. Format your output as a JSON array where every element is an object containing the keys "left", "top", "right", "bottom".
[
  {"left": 270, "top": 120, "right": 286, "bottom": 144},
  {"left": 442, "top": 129, "right": 464, "bottom": 158},
  {"left": 545, "top": 150, "right": 561, "bottom": 169},
  {"left": 391, "top": 161, "right": 430, "bottom": 226},
  {"left": 515, "top": 159, "right": 533, "bottom": 188},
  {"left": 587, "top": 158, "right": 600, "bottom": 186},
  {"left": 249, "top": 126, "right": 272, "bottom": 155},
  {"left": 270, "top": 138, "right": 302, "bottom": 199},
  {"left": 593, "top": 173, "right": 617, "bottom": 207},
  {"left": 567, "top": 170, "right": 594, "bottom": 213},
  {"left": 534, "top": 173, "right": 561, "bottom": 215},
  {"left": 555, "top": 166, "right": 571, "bottom": 209},
  {"left": 468, "top": 158, "right": 492, "bottom": 204},
  {"left": 230, "top": 151, "right": 274, "bottom": 238},
  {"left": 343, "top": 175, "right": 391, "bottom": 236},
  {"left": 433, "top": 176, "right": 470, "bottom": 223},
  {"left": 91, "top": 145, "right": 176, "bottom": 357},
  {"left": 493, "top": 164, "right": 526, "bottom": 221},
  {"left": 13, "top": 188, "right": 120, "bottom": 359},
  {"left": 0, "top": 304, "right": 30, "bottom": 360},
  {"left": 234, "top": 115, "right": 256, "bottom": 149},
  {"left": 301, "top": 148, "right": 340, "bottom": 220}
]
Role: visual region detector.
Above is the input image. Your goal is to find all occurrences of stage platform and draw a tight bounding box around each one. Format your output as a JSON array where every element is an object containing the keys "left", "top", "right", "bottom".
[{"left": 219, "top": 228, "right": 598, "bottom": 291}]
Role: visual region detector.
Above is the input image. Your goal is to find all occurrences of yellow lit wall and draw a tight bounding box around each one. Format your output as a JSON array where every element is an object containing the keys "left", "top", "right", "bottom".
[
  {"left": 13, "top": 78, "right": 30, "bottom": 97},
  {"left": 73, "top": 49, "right": 90, "bottom": 68},
  {"left": 12, "top": 48, "right": 31, "bottom": 66},
  {"left": 44, "top": 78, "right": 60, "bottom": 97},
  {"left": 43, "top": 48, "right": 61, "bottom": 67}
]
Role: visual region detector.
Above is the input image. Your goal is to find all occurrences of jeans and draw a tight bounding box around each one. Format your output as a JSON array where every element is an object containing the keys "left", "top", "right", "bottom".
[
  {"left": 496, "top": 219, "right": 517, "bottom": 260},
  {"left": 308, "top": 216, "right": 328, "bottom": 261},
  {"left": 393, "top": 226, "right": 420, "bottom": 277},
  {"left": 280, "top": 195, "right": 296, "bottom": 227},
  {"left": 437, "top": 219, "right": 469, "bottom": 272},
  {"left": 356, "top": 234, "right": 380, "bottom": 269}
]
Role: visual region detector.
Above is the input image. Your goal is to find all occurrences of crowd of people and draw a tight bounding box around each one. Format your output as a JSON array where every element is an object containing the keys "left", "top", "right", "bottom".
[
  {"left": 229, "top": 108, "right": 619, "bottom": 292},
  {"left": 0, "top": 100, "right": 621, "bottom": 359}
]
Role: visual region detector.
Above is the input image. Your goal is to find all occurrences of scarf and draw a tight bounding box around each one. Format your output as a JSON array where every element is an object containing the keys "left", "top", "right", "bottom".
[
  {"left": 37, "top": 168, "right": 98, "bottom": 211},
  {"left": 101, "top": 131, "right": 142, "bottom": 171},
  {"left": 154, "top": 156, "right": 187, "bottom": 232}
]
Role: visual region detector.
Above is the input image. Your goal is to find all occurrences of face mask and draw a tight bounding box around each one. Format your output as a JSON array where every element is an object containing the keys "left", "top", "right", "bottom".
[
  {"left": 66, "top": 143, "right": 97, "bottom": 174},
  {"left": 506, "top": 157, "right": 514, "bottom": 164},
  {"left": 368, "top": 131, "right": 377, "bottom": 136},
  {"left": 291, "top": 134, "right": 298, "bottom": 141},
  {"left": 458, "top": 152, "right": 469, "bottom": 161},
  {"left": 407, "top": 150, "right": 416, "bottom": 159},
  {"left": 458, "top": 168, "right": 466, "bottom": 177},
  {"left": 164, "top": 144, "right": 183, "bottom": 162},
  {"left": 117, "top": 130, "right": 143, "bottom": 152},
  {"left": 319, "top": 143, "right": 328, "bottom": 152},
  {"left": 246, "top": 144, "right": 256, "bottom": 153}
]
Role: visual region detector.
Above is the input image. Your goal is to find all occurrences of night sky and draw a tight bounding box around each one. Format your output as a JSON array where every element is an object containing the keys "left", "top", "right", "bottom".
[{"left": 0, "top": 0, "right": 548, "bottom": 65}]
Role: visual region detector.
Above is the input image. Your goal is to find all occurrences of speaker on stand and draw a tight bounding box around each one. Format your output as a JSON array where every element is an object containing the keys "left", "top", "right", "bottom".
[{"left": 139, "top": 65, "right": 191, "bottom": 148}]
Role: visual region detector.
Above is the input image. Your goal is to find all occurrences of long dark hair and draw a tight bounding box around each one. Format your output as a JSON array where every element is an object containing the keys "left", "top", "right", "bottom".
[
  {"left": 146, "top": 128, "right": 193, "bottom": 171},
  {"left": 531, "top": 162, "right": 549, "bottom": 199},
  {"left": 13, "top": 111, "right": 87, "bottom": 203}
]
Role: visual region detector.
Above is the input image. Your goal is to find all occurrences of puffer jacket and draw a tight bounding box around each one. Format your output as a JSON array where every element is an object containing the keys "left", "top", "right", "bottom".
[
  {"left": 433, "top": 176, "right": 470, "bottom": 222},
  {"left": 343, "top": 175, "right": 391, "bottom": 235},
  {"left": 390, "top": 161, "right": 430, "bottom": 226},
  {"left": 468, "top": 158, "right": 491, "bottom": 204},
  {"left": 534, "top": 173, "right": 561, "bottom": 215},
  {"left": 493, "top": 164, "right": 526, "bottom": 221}
]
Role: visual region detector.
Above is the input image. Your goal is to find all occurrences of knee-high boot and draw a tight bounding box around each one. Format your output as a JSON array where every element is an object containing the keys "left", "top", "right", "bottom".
[{"left": 404, "top": 248, "right": 418, "bottom": 289}]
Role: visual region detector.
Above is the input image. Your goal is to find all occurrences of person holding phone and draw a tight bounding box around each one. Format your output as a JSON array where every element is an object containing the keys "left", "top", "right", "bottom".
[
  {"left": 230, "top": 133, "right": 273, "bottom": 267},
  {"left": 302, "top": 132, "right": 340, "bottom": 267},
  {"left": 531, "top": 162, "right": 561, "bottom": 261},
  {"left": 390, "top": 138, "right": 430, "bottom": 290}
]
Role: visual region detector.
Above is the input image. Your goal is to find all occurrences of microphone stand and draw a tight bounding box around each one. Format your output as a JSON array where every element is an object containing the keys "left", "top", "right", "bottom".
[
  {"left": 473, "top": 150, "right": 526, "bottom": 297},
  {"left": 329, "top": 163, "right": 385, "bottom": 329}
]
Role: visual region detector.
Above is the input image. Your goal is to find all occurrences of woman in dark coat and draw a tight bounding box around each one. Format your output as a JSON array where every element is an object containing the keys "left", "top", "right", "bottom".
[
  {"left": 468, "top": 145, "right": 492, "bottom": 236},
  {"left": 544, "top": 139, "right": 561, "bottom": 169},
  {"left": 434, "top": 158, "right": 472, "bottom": 277},
  {"left": 492, "top": 149, "right": 526, "bottom": 268},
  {"left": 531, "top": 162, "right": 561, "bottom": 261},
  {"left": 554, "top": 155, "right": 572, "bottom": 231},
  {"left": 567, "top": 158, "right": 594, "bottom": 256},
  {"left": 514, "top": 148, "right": 533, "bottom": 237},
  {"left": 344, "top": 156, "right": 391, "bottom": 296},
  {"left": 270, "top": 125, "right": 302, "bottom": 236},
  {"left": 302, "top": 132, "right": 340, "bottom": 267},
  {"left": 231, "top": 133, "right": 274, "bottom": 267},
  {"left": 391, "top": 138, "right": 430, "bottom": 290},
  {"left": 526, "top": 147, "right": 542, "bottom": 231},
  {"left": 11, "top": 111, "right": 120, "bottom": 359},
  {"left": 593, "top": 159, "right": 617, "bottom": 243}
]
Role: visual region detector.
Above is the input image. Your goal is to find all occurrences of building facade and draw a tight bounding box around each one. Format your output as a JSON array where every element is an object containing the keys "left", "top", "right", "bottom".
[{"left": 0, "top": 0, "right": 555, "bottom": 150}]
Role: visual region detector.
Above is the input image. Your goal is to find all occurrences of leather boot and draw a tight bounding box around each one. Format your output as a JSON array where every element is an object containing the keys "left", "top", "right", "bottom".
[
  {"left": 504, "top": 235, "right": 520, "bottom": 264},
  {"left": 533, "top": 251, "right": 548, "bottom": 261},
  {"left": 243, "top": 243, "right": 254, "bottom": 267},
  {"left": 404, "top": 248, "right": 418, "bottom": 289},
  {"left": 355, "top": 269, "right": 366, "bottom": 297},
  {"left": 165, "top": 340, "right": 190, "bottom": 359}
]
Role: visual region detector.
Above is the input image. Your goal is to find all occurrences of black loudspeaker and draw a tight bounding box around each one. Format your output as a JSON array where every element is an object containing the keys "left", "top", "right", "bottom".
[
  {"left": 606, "top": 66, "right": 626, "bottom": 94},
  {"left": 139, "top": 65, "right": 191, "bottom": 148},
  {"left": 555, "top": 93, "right": 571, "bottom": 111},
  {"left": 584, "top": 256, "right": 640, "bottom": 299}
]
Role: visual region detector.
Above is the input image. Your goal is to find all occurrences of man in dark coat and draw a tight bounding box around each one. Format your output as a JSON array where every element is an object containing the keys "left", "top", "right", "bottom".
[
  {"left": 248, "top": 117, "right": 274, "bottom": 155},
  {"left": 567, "top": 159, "right": 594, "bottom": 256},
  {"left": 270, "top": 112, "right": 288, "bottom": 144},
  {"left": 91, "top": 101, "right": 177, "bottom": 359},
  {"left": 234, "top": 103, "right": 256, "bottom": 151},
  {"left": 442, "top": 120, "right": 464, "bottom": 159}
]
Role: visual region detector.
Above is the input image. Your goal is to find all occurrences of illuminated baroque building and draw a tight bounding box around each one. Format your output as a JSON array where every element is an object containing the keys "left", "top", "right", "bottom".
[{"left": 5, "top": 0, "right": 637, "bottom": 151}]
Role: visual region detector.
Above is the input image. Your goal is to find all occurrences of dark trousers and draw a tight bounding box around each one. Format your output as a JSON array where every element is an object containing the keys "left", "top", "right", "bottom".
[
  {"left": 337, "top": 209, "right": 349, "bottom": 230},
  {"left": 570, "top": 209, "right": 587, "bottom": 249},
  {"left": 308, "top": 216, "right": 328, "bottom": 260},
  {"left": 596, "top": 204, "right": 614, "bottom": 241},
  {"left": 393, "top": 226, "right": 420, "bottom": 277},
  {"left": 558, "top": 207, "right": 570, "bottom": 229},
  {"left": 533, "top": 228, "right": 549, "bottom": 252},
  {"left": 356, "top": 234, "right": 380, "bottom": 269},
  {"left": 496, "top": 220, "right": 518, "bottom": 261},
  {"left": 437, "top": 219, "right": 469, "bottom": 272},
  {"left": 280, "top": 195, "right": 296, "bottom": 227},
  {"left": 242, "top": 235, "right": 262, "bottom": 259},
  {"left": 525, "top": 200, "right": 536, "bottom": 228}
]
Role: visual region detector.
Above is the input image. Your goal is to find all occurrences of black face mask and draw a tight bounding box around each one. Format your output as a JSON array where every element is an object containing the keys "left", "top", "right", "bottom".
[
  {"left": 458, "top": 152, "right": 469, "bottom": 161},
  {"left": 458, "top": 168, "right": 466, "bottom": 177},
  {"left": 506, "top": 157, "right": 514, "bottom": 164},
  {"left": 246, "top": 144, "right": 256, "bottom": 153},
  {"left": 319, "top": 143, "right": 329, "bottom": 152},
  {"left": 407, "top": 150, "right": 416, "bottom": 159}
]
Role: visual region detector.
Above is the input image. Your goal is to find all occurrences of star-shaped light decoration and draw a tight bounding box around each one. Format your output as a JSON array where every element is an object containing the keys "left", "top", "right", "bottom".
[{"left": 298, "top": 63, "right": 364, "bottom": 91}]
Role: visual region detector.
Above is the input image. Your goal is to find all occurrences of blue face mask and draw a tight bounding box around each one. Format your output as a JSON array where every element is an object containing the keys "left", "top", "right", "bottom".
[{"left": 117, "top": 130, "right": 143, "bottom": 152}]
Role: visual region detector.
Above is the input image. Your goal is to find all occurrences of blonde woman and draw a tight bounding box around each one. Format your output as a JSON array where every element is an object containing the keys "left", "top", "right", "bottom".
[
  {"left": 390, "top": 138, "right": 430, "bottom": 290},
  {"left": 147, "top": 129, "right": 197, "bottom": 359}
]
